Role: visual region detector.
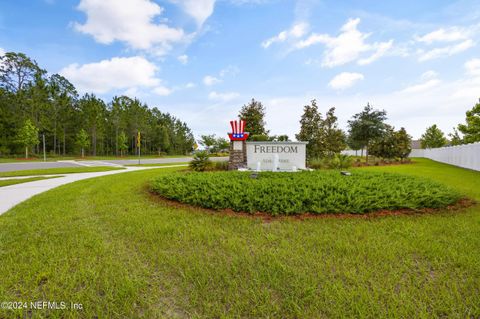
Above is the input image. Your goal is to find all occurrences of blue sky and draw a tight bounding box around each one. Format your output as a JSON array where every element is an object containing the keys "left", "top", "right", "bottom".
[{"left": 1, "top": 0, "right": 480, "bottom": 140}]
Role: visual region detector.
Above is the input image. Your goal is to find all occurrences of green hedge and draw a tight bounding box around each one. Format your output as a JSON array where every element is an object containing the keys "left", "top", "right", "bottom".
[{"left": 151, "top": 170, "right": 462, "bottom": 215}]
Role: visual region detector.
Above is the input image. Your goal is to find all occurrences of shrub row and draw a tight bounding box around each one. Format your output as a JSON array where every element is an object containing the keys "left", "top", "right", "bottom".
[{"left": 151, "top": 170, "right": 462, "bottom": 215}]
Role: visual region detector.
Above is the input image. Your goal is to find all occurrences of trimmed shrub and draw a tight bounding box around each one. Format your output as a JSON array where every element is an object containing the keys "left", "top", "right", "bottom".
[
  {"left": 151, "top": 170, "right": 462, "bottom": 215},
  {"left": 308, "top": 154, "right": 353, "bottom": 170}
]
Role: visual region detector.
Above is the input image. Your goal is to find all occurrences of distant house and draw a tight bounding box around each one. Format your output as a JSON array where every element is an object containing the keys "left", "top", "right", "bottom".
[{"left": 411, "top": 140, "right": 422, "bottom": 149}]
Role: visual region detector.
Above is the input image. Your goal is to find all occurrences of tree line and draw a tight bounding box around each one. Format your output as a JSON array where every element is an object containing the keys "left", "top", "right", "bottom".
[
  {"left": 222, "top": 97, "right": 480, "bottom": 159},
  {"left": 229, "top": 98, "right": 412, "bottom": 160},
  {"left": 0, "top": 52, "right": 195, "bottom": 158},
  {"left": 420, "top": 99, "right": 480, "bottom": 148}
]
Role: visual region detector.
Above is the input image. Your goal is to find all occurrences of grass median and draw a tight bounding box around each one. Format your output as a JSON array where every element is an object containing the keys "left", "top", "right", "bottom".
[
  {"left": 0, "top": 176, "right": 62, "bottom": 187},
  {"left": 0, "top": 166, "right": 124, "bottom": 177}
]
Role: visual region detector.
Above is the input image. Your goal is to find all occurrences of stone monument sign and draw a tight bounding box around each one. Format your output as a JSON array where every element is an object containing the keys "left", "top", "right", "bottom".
[{"left": 246, "top": 141, "right": 307, "bottom": 171}]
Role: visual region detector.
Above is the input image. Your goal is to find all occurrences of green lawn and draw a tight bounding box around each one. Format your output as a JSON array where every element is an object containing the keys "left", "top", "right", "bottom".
[
  {"left": 0, "top": 158, "right": 479, "bottom": 318},
  {"left": 0, "top": 176, "right": 61, "bottom": 187},
  {"left": 0, "top": 166, "right": 124, "bottom": 177},
  {"left": 126, "top": 162, "right": 189, "bottom": 167}
]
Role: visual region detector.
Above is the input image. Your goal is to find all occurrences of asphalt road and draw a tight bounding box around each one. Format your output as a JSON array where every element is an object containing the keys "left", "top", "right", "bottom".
[{"left": 0, "top": 157, "right": 228, "bottom": 172}]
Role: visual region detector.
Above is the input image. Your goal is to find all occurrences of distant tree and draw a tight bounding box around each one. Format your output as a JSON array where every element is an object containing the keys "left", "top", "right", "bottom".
[
  {"left": 395, "top": 127, "right": 412, "bottom": 160},
  {"left": 214, "top": 137, "right": 230, "bottom": 153},
  {"left": 75, "top": 129, "right": 90, "bottom": 158},
  {"left": 47, "top": 74, "right": 78, "bottom": 155},
  {"left": 250, "top": 134, "right": 270, "bottom": 141},
  {"left": 118, "top": 131, "right": 128, "bottom": 157},
  {"left": 296, "top": 99, "right": 323, "bottom": 158},
  {"left": 16, "top": 119, "right": 39, "bottom": 158},
  {"left": 323, "top": 107, "right": 346, "bottom": 156},
  {"left": 368, "top": 126, "right": 397, "bottom": 159},
  {"left": 347, "top": 103, "right": 387, "bottom": 160},
  {"left": 239, "top": 98, "right": 269, "bottom": 138},
  {"left": 0, "top": 52, "right": 43, "bottom": 93},
  {"left": 449, "top": 128, "right": 463, "bottom": 146},
  {"left": 159, "top": 126, "right": 171, "bottom": 154},
  {"left": 199, "top": 134, "right": 217, "bottom": 153},
  {"left": 277, "top": 135, "right": 289, "bottom": 141},
  {"left": 457, "top": 99, "right": 480, "bottom": 143},
  {"left": 421, "top": 124, "right": 447, "bottom": 148}
]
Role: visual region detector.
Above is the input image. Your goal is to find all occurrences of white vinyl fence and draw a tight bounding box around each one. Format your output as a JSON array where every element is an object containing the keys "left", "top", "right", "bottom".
[{"left": 409, "top": 142, "right": 480, "bottom": 171}]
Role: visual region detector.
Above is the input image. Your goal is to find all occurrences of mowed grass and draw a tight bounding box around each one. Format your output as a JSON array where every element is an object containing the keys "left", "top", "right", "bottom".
[
  {"left": 0, "top": 159, "right": 478, "bottom": 318},
  {"left": 126, "top": 162, "right": 189, "bottom": 167},
  {"left": 0, "top": 176, "right": 61, "bottom": 187},
  {"left": 0, "top": 166, "right": 124, "bottom": 177},
  {"left": 151, "top": 170, "right": 461, "bottom": 214}
]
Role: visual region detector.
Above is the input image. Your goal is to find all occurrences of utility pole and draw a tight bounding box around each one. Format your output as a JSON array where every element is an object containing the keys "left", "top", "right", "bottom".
[
  {"left": 42, "top": 133, "right": 46, "bottom": 162},
  {"left": 137, "top": 131, "right": 141, "bottom": 165}
]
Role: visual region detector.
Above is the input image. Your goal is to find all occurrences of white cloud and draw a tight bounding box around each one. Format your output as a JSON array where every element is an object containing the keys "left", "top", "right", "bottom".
[
  {"left": 177, "top": 54, "right": 189, "bottom": 65},
  {"left": 415, "top": 27, "right": 472, "bottom": 44},
  {"left": 219, "top": 65, "right": 240, "bottom": 77},
  {"left": 59, "top": 56, "right": 161, "bottom": 94},
  {"left": 421, "top": 70, "right": 438, "bottom": 80},
  {"left": 74, "top": 0, "right": 187, "bottom": 56},
  {"left": 296, "top": 18, "right": 393, "bottom": 67},
  {"left": 261, "top": 22, "right": 308, "bottom": 48},
  {"left": 400, "top": 79, "right": 441, "bottom": 93},
  {"left": 328, "top": 72, "right": 364, "bottom": 90},
  {"left": 465, "top": 58, "right": 480, "bottom": 76},
  {"left": 185, "top": 82, "right": 196, "bottom": 88},
  {"left": 0, "top": 48, "right": 5, "bottom": 56},
  {"left": 203, "top": 75, "right": 222, "bottom": 86},
  {"left": 357, "top": 40, "right": 394, "bottom": 65},
  {"left": 208, "top": 91, "right": 240, "bottom": 102},
  {"left": 169, "top": 0, "right": 215, "bottom": 26},
  {"left": 417, "top": 39, "right": 475, "bottom": 61},
  {"left": 153, "top": 86, "right": 173, "bottom": 96}
]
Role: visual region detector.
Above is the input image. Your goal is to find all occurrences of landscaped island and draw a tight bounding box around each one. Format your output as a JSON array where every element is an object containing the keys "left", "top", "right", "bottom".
[{"left": 151, "top": 170, "right": 462, "bottom": 215}]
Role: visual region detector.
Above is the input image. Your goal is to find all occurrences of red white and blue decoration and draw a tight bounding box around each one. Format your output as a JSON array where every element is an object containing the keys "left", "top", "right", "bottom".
[{"left": 228, "top": 120, "right": 249, "bottom": 141}]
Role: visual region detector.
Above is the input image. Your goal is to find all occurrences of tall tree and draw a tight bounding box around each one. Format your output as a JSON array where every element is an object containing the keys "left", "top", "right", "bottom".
[
  {"left": 347, "top": 103, "right": 387, "bottom": 159},
  {"left": 420, "top": 124, "right": 447, "bottom": 148},
  {"left": 296, "top": 99, "right": 323, "bottom": 158},
  {"left": 239, "top": 98, "right": 269, "bottom": 138},
  {"left": 395, "top": 127, "right": 412, "bottom": 160},
  {"left": 16, "top": 119, "right": 39, "bottom": 158},
  {"left": 48, "top": 74, "right": 78, "bottom": 155},
  {"left": 78, "top": 94, "right": 106, "bottom": 156},
  {"left": 457, "top": 99, "right": 480, "bottom": 143},
  {"left": 0, "top": 52, "right": 43, "bottom": 93},
  {"left": 323, "top": 107, "right": 346, "bottom": 156},
  {"left": 449, "top": 128, "right": 463, "bottom": 146}
]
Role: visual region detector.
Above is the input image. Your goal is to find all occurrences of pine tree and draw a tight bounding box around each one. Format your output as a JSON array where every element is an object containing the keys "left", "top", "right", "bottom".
[
  {"left": 420, "top": 124, "right": 447, "bottom": 148},
  {"left": 458, "top": 99, "right": 480, "bottom": 143},
  {"left": 239, "top": 98, "right": 269, "bottom": 138},
  {"left": 296, "top": 99, "right": 323, "bottom": 158}
]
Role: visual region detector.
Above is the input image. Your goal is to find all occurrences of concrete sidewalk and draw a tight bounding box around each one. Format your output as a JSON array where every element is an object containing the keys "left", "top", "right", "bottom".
[{"left": 0, "top": 164, "right": 187, "bottom": 215}]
